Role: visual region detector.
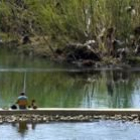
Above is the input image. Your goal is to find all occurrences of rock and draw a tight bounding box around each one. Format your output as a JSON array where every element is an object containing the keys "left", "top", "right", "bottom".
[
  {"left": 128, "top": 116, "right": 133, "bottom": 121},
  {"left": 0, "top": 114, "right": 140, "bottom": 123},
  {"left": 55, "top": 115, "right": 59, "bottom": 119},
  {"left": 0, "top": 119, "right": 3, "bottom": 124},
  {"left": 133, "top": 118, "right": 139, "bottom": 123},
  {"left": 94, "top": 115, "right": 99, "bottom": 119},
  {"left": 131, "top": 114, "right": 138, "bottom": 118}
]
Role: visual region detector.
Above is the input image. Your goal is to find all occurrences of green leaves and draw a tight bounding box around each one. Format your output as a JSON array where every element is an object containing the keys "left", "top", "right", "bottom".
[{"left": 0, "top": 0, "right": 140, "bottom": 46}]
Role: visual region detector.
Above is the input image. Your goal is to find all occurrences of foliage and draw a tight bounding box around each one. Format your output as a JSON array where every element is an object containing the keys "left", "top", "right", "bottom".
[{"left": 0, "top": 0, "right": 140, "bottom": 47}]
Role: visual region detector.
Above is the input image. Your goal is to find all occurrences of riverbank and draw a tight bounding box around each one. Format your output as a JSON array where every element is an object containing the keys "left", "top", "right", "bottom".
[
  {"left": 1, "top": 28, "right": 140, "bottom": 69},
  {"left": 1, "top": 1, "right": 140, "bottom": 69},
  {"left": 1, "top": 39, "right": 140, "bottom": 69},
  {"left": 0, "top": 109, "right": 140, "bottom": 124}
]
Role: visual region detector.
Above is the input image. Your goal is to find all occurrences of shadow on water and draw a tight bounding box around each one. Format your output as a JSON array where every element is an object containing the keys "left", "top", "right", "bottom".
[{"left": 11, "top": 122, "right": 36, "bottom": 137}]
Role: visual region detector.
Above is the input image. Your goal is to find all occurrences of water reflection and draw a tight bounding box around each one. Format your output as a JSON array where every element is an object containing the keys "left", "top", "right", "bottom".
[
  {"left": 11, "top": 122, "right": 36, "bottom": 137},
  {"left": 0, "top": 121, "right": 140, "bottom": 140},
  {"left": 0, "top": 69, "right": 140, "bottom": 108},
  {"left": 18, "top": 122, "right": 28, "bottom": 134},
  {"left": 11, "top": 122, "right": 28, "bottom": 138},
  {"left": 0, "top": 49, "right": 140, "bottom": 108}
]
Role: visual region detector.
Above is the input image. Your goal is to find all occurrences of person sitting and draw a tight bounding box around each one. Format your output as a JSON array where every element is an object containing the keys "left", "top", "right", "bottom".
[
  {"left": 30, "top": 99, "right": 37, "bottom": 109},
  {"left": 16, "top": 92, "right": 28, "bottom": 109}
]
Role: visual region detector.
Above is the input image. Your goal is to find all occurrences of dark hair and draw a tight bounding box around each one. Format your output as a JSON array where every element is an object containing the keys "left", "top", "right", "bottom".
[{"left": 20, "top": 92, "right": 25, "bottom": 96}]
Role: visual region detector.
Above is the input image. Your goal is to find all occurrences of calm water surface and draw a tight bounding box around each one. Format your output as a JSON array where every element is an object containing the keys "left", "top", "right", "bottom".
[
  {"left": 1, "top": 49, "right": 140, "bottom": 139},
  {"left": 0, "top": 49, "right": 140, "bottom": 108},
  {"left": 0, "top": 121, "right": 140, "bottom": 140}
]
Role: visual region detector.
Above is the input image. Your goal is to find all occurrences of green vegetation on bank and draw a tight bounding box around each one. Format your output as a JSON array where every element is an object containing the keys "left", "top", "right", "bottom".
[{"left": 0, "top": 0, "right": 140, "bottom": 66}]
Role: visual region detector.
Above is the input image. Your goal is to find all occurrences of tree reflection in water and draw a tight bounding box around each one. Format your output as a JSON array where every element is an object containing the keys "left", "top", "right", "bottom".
[{"left": 0, "top": 68, "right": 140, "bottom": 108}]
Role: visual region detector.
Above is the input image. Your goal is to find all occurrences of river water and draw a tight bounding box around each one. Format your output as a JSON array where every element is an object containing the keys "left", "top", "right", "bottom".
[
  {"left": 0, "top": 49, "right": 140, "bottom": 109},
  {"left": 1, "top": 49, "right": 140, "bottom": 139},
  {"left": 0, "top": 121, "right": 140, "bottom": 140}
]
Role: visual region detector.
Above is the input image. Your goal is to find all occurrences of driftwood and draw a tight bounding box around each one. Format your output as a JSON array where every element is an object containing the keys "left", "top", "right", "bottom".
[{"left": 64, "top": 41, "right": 101, "bottom": 63}]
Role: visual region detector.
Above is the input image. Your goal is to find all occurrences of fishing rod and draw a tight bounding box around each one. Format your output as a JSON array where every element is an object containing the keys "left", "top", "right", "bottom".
[{"left": 22, "top": 72, "right": 27, "bottom": 93}]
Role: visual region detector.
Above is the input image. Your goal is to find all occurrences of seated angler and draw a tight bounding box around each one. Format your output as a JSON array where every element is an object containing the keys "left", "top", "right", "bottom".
[{"left": 16, "top": 92, "right": 28, "bottom": 109}]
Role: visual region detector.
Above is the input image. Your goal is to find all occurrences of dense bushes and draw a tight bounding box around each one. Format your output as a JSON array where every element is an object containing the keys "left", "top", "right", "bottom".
[{"left": 0, "top": 0, "right": 140, "bottom": 49}]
